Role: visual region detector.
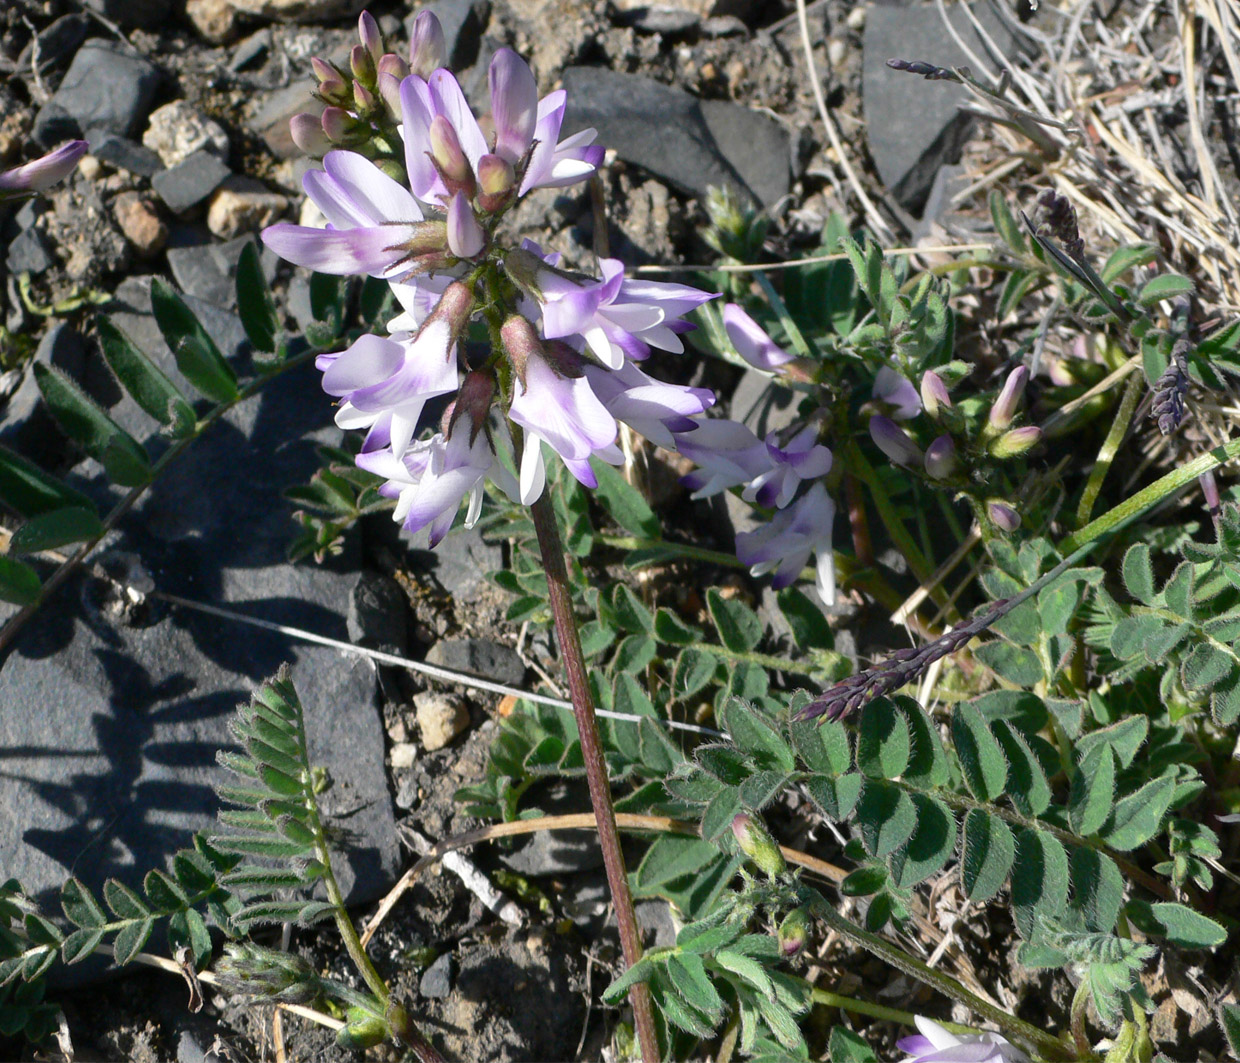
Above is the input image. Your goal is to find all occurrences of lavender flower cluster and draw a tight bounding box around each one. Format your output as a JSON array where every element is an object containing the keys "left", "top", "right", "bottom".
[{"left": 261, "top": 11, "right": 842, "bottom": 605}]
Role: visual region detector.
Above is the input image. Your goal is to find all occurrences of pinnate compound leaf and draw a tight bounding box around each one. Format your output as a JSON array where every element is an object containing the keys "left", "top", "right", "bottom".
[
  {"left": 0, "top": 444, "right": 95, "bottom": 517},
  {"left": 856, "top": 698, "right": 910, "bottom": 779},
  {"left": 961, "top": 809, "right": 1016, "bottom": 902},
  {"left": 707, "top": 588, "right": 762, "bottom": 652},
  {"left": 1104, "top": 775, "right": 1175, "bottom": 851},
  {"left": 0, "top": 556, "right": 41, "bottom": 605},
  {"left": 8, "top": 506, "right": 103, "bottom": 555},
  {"left": 1069, "top": 747, "right": 1116, "bottom": 837},
  {"left": 33, "top": 364, "right": 151, "bottom": 485},
  {"left": 235, "top": 241, "right": 280, "bottom": 355},
  {"left": 951, "top": 703, "right": 1008, "bottom": 801},
  {"left": 150, "top": 278, "right": 239, "bottom": 403},
  {"left": 96, "top": 316, "right": 196, "bottom": 435}
]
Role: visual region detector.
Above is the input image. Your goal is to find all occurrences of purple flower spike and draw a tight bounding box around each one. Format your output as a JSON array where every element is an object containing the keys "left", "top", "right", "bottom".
[
  {"left": 489, "top": 49, "right": 539, "bottom": 165},
  {"left": 723, "top": 304, "right": 795, "bottom": 370},
  {"left": 874, "top": 365, "right": 922, "bottom": 420},
  {"left": 869, "top": 415, "right": 923, "bottom": 467},
  {"left": 0, "top": 140, "right": 87, "bottom": 195},
  {"left": 897, "top": 1018, "right": 1029, "bottom": 1063},
  {"left": 989, "top": 365, "right": 1029, "bottom": 430}
]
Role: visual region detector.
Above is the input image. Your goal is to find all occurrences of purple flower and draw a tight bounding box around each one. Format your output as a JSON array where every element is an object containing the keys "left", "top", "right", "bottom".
[
  {"left": 988, "top": 366, "right": 1029, "bottom": 430},
  {"left": 874, "top": 365, "right": 922, "bottom": 420},
  {"left": 583, "top": 360, "right": 714, "bottom": 449},
  {"left": 446, "top": 190, "right": 485, "bottom": 257},
  {"left": 519, "top": 91, "right": 604, "bottom": 194},
  {"left": 262, "top": 150, "right": 441, "bottom": 278},
  {"left": 869, "top": 414, "right": 923, "bottom": 467},
  {"left": 735, "top": 482, "right": 836, "bottom": 604},
  {"left": 506, "top": 325, "right": 622, "bottom": 492},
  {"left": 675, "top": 418, "right": 773, "bottom": 499},
  {"left": 408, "top": 10, "right": 446, "bottom": 78},
  {"left": 920, "top": 370, "right": 952, "bottom": 418},
  {"left": 923, "top": 434, "right": 957, "bottom": 479},
  {"left": 0, "top": 140, "right": 87, "bottom": 196},
  {"left": 723, "top": 304, "right": 796, "bottom": 370},
  {"left": 987, "top": 501, "right": 1021, "bottom": 533},
  {"left": 897, "top": 1018, "right": 1029, "bottom": 1063},
  {"left": 743, "top": 426, "right": 833, "bottom": 509}
]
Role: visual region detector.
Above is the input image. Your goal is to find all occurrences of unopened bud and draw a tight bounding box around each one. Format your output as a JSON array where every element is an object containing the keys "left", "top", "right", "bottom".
[
  {"left": 353, "top": 78, "right": 376, "bottom": 113},
  {"left": 500, "top": 314, "right": 544, "bottom": 383},
  {"left": 923, "top": 434, "right": 957, "bottom": 479},
  {"left": 920, "top": 370, "right": 952, "bottom": 419},
  {"left": 427, "top": 280, "right": 477, "bottom": 338},
  {"left": 989, "top": 425, "right": 1042, "bottom": 459},
  {"left": 321, "top": 106, "right": 367, "bottom": 145},
  {"left": 450, "top": 370, "right": 496, "bottom": 443},
  {"left": 288, "top": 113, "right": 332, "bottom": 156},
  {"left": 336, "top": 1009, "right": 387, "bottom": 1051},
  {"left": 541, "top": 339, "right": 586, "bottom": 379},
  {"left": 500, "top": 246, "right": 545, "bottom": 299},
  {"left": 777, "top": 907, "right": 810, "bottom": 957},
  {"left": 430, "top": 115, "right": 475, "bottom": 193},
  {"left": 447, "top": 191, "right": 485, "bottom": 258},
  {"left": 988, "top": 501, "right": 1021, "bottom": 533},
  {"left": 311, "top": 57, "right": 350, "bottom": 106},
  {"left": 869, "top": 415, "right": 923, "bottom": 468},
  {"left": 377, "top": 71, "right": 403, "bottom": 119},
  {"left": 357, "top": 10, "right": 383, "bottom": 63},
  {"left": 0, "top": 140, "right": 88, "bottom": 195},
  {"left": 476, "top": 152, "right": 516, "bottom": 212},
  {"left": 350, "top": 43, "right": 376, "bottom": 87},
  {"left": 409, "top": 10, "right": 447, "bottom": 78},
  {"left": 988, "top": 366, "right": 1029, "bottom": 431},
  {"left": 731, "top": 813, "right": 786, "bottom": 878}
]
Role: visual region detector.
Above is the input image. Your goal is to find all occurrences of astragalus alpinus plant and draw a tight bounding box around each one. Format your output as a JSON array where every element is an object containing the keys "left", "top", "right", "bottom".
[{"left": 2, "top": 10, "right": 1240, "bottom": 1063}]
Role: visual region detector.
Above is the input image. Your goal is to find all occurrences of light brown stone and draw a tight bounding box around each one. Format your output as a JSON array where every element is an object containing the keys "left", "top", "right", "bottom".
[
  {"left": 415, "top": 692, "right": 470, "bottom": 751},
  {"left": 186, "top": 0, "right": 242, "bottom": 43},
  {"left": 112, "top": 191, "right": 167, "bottom": 256},
  {"left": 206, "top": 176, "right": 288, "bottom": 239},
  {"left": 143, "top": 101, "right": 230, "bottom": 169}
]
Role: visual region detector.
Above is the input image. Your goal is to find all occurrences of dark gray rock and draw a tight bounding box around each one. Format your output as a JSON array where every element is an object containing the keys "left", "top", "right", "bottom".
[
  {"left": 0, "top": 347, "right": 399, "bottom": 959},
  {"left": 79, "top": 0, "right": 167, "bottom": 30},
  {"left": 6, "top": 227, "right": 54, "bottom": 274},
  {"left": 152, "top": 151, "right": 232, "bottom": 214},
  {"left": 33, "top": 40, "right": 161, "bottom": 146},
  {"left": 424, "top": 637, "right": 524, "bottom": 688},
  {"left": 406, "top": 0, "right": 491, "bottom": 71},
  {"left": 499, "top": 780, "right": 605, "bottom": 877},
  {"left": 165, "top": 234, "right": 277, "bottom": 310},
  {"left": 700, "top": 98, "right": 792, "bottom": 209},
  {"left": 615, "top": 6, "right": 700, "bottom": 34},
  {"left": 561, "top": 68, "right": 786, "bottom": 207},
  {"left": 250, "top": 83, "right": 324, "bottom": 160},
  {"left": 16, "top": 14, "right": 91, "bottom": 73},
  {"left": 85, "top": 128, "right": 163, "bottom": 179},
  {"left": 419, "top": 953, "right": 455, "bottom": 999},
  {"left": 348, "top": 572, "right": 407, "bottom": 652},
  {"left": 862, "top": 2, "right": 1020, "bottom": 214},
  {"left": 0, "top": 322, "right": 85, "bottom": 466},
  {"left": 229, "top": 29, "right": 272, "bottom": 72}
]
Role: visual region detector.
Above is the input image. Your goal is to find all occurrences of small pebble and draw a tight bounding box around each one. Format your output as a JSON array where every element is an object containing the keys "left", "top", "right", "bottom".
[
  {"left": 144, "top": 101, "right": 230, "bottom": 168},
  {"left": 415, "top": 692, "right": 470, "bottom": 751},
  {"left": 112, "top": 191, "right": 167, "bottom": 256},
  {"left": 847, "top": 5, "right": 866, "bottom": 30},
  {"left": 77, "top": 155, "right": 101, "bottom": 181},
  {"left": 206, "top": 178, "right": 288, "bottom": 239},
  {"left": 390, "top": 743, "right": 418, "bottom": 770},
  {"left": 827, "top": 38, "right": 847, "bottom": 68}
]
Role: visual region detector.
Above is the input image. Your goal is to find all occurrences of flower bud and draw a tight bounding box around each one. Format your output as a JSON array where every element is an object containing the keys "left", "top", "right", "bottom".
[
  {"left": 476, "top": 152, "right": 516, "bottom": 212},
  {"left": 869, "top": 415, "right": 923, "bottom": 468},
  {"left": 988, "top": 365, "right": 1028, "bottom": 431},
  {"left": 0, "top": 140, "right": 88, "bottom": 195},
  {"left": 923, "top": 434, "right": 957, "bottom": 479},
  {"left": 288, "top": 113, "right": 332, "bottom": 156},
  {"left": 500, "top": 314, "right": 544, "bottom": 383},
  {"left": 731, "top": 813, "right": 786, "bottom": 878},
  {"left": 777, "top": 907, "right": 810, "bottom": 957},
  {"left": 321, "top": 106, "right": 367, "bottom": 145},
  {"left": 336, "top": 1009, "right": 387, "bottom": 1051},
  {"left": 989, "top": 425, "right": 1042, "bottom": 459},
  {"left": 430, "top": 115, "right": 475, "bottom": 194},
  {"left": 500, "top": 246, "right": 545, "bottom": 298},
  {"left": 357, "top": 10, "right": 383, "bottom": 63},
  {"left": 427, "top": 280, "right": 477, "bottom": 339},
  {"left": 409, "top": 10, "right": 447, "bottom": 78},
  {"left": 447, "top": 191, "right": 485, "bottom": 258},
  {"left": 353, "top": 78, "right": 377, "bottom": 114},
  {"left": 377, "top": 70, "right": 404, "bottom": 120},
  {"left": 988, "top": 501, "right": 1021, "bottom": 533},
  {"left": 350, "top": 43, "right": 376, "bottom": 88},
  {"left": 311, "top": 57, "right": 351, "bottom": 106},
  {"left": 449, "top": 371, "right": 496, "bottom": 443},
  {"left": 920, "top": 370, "right": 952, "bottom": 419}
]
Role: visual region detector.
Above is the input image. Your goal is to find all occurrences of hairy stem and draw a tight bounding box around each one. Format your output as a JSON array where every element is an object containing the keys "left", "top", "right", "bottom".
[
  {"left": 531, "top": 493, "right": 659, "bottom": 1063},
  {"left": 1076, "top": 371, "right": 1143, "bottom": 527}
]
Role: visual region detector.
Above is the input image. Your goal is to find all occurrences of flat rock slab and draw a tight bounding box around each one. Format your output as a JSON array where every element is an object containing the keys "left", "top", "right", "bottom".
[
  {"left": 862, "top": 1, "right": 1019, "bottom": 214},
  {"left": 0, "top": 287, "right": 399, "bottom": 957},
  {"left": 34, "top": 39, "right": 161, "bottom": 147},
  {"left": 561, "top": 67, "right": 789, "bottom": 207}
]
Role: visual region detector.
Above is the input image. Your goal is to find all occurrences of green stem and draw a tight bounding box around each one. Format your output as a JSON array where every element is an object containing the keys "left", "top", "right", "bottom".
[
  {"left": 753, "top": 270, "right": 815, "bottom": 361},
  {"left": 1076, "top": 371, "right": 1143, "bottom": 527}
]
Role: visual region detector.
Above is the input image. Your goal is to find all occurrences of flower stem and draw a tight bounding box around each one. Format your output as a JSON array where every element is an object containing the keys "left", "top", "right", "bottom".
[{"left": 530, "top": 492, "right": 659, "bottom": 1063}]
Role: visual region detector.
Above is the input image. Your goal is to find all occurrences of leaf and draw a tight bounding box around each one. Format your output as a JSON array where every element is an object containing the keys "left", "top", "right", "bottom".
[
  {"left": 840, "top": 865, "right": 887, "bottom": 896},
  {"left": 972, "top": 641, "right": 1044, "bottom": 686},
  {"left": 1121, "top": 543, "right": 1156, "bottom": 604},
  {"left": 33, "top": 364, "right": 151, "bottom": 486},
  {"left": 0, "top": 444, "right": 95, "bottom": 518},
  {"left": 1104, "top": 775, "right": 1175, "bottom": 851},
  {"left": 829, "top": 1025, "right": 879, "bottom": 1063},
  {"left": 888, "top": 793, "right": 956, "bottom": 888},
  {"left": 634, "top": 836, "right": 723, "bottom": 890},
  {"left": 713, "top": 950, "right": 774, "bottom": 1001},
  {"left": 1069, "top": 747, "right": 1116, "bottom": 837},
  {"left": 8, "top": 506, "right": 103, "bottom": 555},
  {"left": 608, "top": 584, "right": 654, "bottom": 633},
  {"left": 672, "top": 648, "right": 718, "bottom": 699},
  {"left": 989, "top": 190, "right": 1027, "bottom": 254},
  {"left": 707, "top": 588, "right": 762, "bottom": 652},
  {"left": 1069, "top": 848, "right": 1124, "bottom": 933},
  {"left": 111, "top": 917, "right": 156, "bottom": 966},
  {"left": 0, "top": 556, "right": 41, "bottom": 605},
  {"left": 721, "top": 700, "right": 794, "bottom": 773},
  {"left": 803, "top": 772, "right": 862, "bottom": 822},
  {"left": 856, "top": 699, "right": 911, "bottom": 779},
  {"left": 667, "top": 953, "right": 724, "bottom": 1020},
  {"left": 590, "top": 459, "right": 660, "bottom": 538},
  {"left": 1146, "top": 901, "right": 1226, "bottom": 948},
  {"left": 653, "top": 608, "right": 700, "bottom": 646},
  {"left": 1100, "top": 243, "right": 1158, "bottom": 283},
  {"left": 856, "top": 780, "right": 917, "bottom": 858},
  {"left": 1077, "top": 717, "right": 1148, "bottom": 769},
  {"left": 60, "top": 926, "right": 106, "bottom": 965},
  {"left": 790, "top": 718, "right": 850, "bottom": 777},
  {"left": 777, "top": 587, "right": 833, "bottom": 650},
  {"left": 1182, "top": 641, "right": 1234, "bottom": 691},
  {"left": 96, "top": 316, "right": 196, "bottom": 436},
  {"left": 601, "top": 955, "right": 656, "bottom": 1004},
  {"left": 961, "top": 809, "right": 1016, "bottom": 902},
  {"left": 896, "top": 698, "right": 949, "bottom": 787},
  {"left": 613, "top": 633, "right": 657, "bottom": 673},
  {"left": 993, "top": 721, "right": 1052, "bottom": 817},
  {"left": 951, "top": 703, "right": 1008, "bottom": 801},
  {"left": 235, "top": 241, "right": 279, "bottom": 354},
  {"left": 150, "top": 278, "right": 239, "bottom": 403},
  {"left": 232, "top": 899, "right": 334, "bottom": 929},
  {"left": 104, "top": 880, "right": 152, "bottom": 920},
  {"left": 61, "top": 879, "right": 106, "bottom": 928},
  {"left": 1137, "top": 273, "right": 1194, "bottom": 306},
  {"left": 1011, "top": 828, "right": 1070, "bottom": 936},
  {"left": 1221, "top": 1003, "right": 1240, "bottom": 1059}
]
